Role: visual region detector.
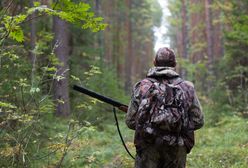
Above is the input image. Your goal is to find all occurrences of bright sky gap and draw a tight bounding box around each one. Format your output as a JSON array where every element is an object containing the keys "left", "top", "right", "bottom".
[{"left": 154, "top": 0, "right": 170, "bottom": 52}]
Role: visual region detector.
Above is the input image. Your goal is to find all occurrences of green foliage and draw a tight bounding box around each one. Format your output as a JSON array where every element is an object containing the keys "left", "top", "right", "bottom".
[
  {"left": 148, "top": 0, "right": 163, "bottom": 27},
  {"left": 0, "top": 101, "right": 17, "bottom": 109},
  {"left": 166, "top": 0, "right": 182, "bottom": 48},
  {"left": 177, "top": 57, "right": 208, "bottom": 83},
  {"left": 211, "top": 0, "right": 248, "bottom": 116},
  {"left": 0, "top": 37, "right": 53, "bottom": 166},
  {"left": 31, "top": 115, "right": 134, "bottom": 167},
  {"left": 0, "top": 0, "right": 106, "bottom": 43},
  {"left": 71, "top": 61, "right": 128, "bottom": 123},
  {"left": 188, "top": 116, "right": 248, "bottom": 168},
  {"left": 131, "top": 0, "right": 154, "bottom": 40},
  {"left": 2, "top": 110, "right": 246, "bottom": 167},
  {"left": 0, "top": 0, "right": 108, "bottom": 166},
  {"left": 53, "top": 0, "right": 107, "bottom": 32},
  {"left": 167, "top": 0, "right": 248, "bottom": 119},
  {"left": 2, "top": 15, "right": 27, "bottom": 42},
  {"left": 69, "top": 26, "right": 129, "bottom": 123},
  {"left": 0, "top": 37, "right": 110, "bottom": 167},
  {"left": 1, "top": 0, "right": 248, "bottom": 167}
]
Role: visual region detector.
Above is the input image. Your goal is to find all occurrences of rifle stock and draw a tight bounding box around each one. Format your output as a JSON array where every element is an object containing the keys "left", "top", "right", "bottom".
[{"left": 73, "top": 85, "right": 128, "bottom": 113}]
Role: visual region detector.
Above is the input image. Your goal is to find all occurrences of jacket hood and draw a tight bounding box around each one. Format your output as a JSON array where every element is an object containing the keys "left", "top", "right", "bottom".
[{"left": 146, "top": 67, "right": 179, "bottom": 78}]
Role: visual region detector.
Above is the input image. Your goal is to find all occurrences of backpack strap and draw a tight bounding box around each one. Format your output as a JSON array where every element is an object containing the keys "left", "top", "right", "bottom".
[
  {"left": 139, "top": 78, "right": 156, "bottom": 99},
  {"left": 172, "top": 78, "right": 184, "bottom": 85},
  {"left": 145, "top": 77, "right": 158, "bottom": 84}
]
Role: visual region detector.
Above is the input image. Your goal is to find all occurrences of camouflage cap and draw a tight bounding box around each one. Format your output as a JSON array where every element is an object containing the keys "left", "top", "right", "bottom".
[{"left": 155, "top": 47, "right": 176, "bottom": 67}]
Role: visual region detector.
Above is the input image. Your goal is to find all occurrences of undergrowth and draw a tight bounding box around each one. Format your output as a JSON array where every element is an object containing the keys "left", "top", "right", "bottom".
[
  {"left": 2, "top": 113, "right": 246, "bottom": 168},
  {"left": 188, "top": 116, "right": 248, "bottom": 168}
]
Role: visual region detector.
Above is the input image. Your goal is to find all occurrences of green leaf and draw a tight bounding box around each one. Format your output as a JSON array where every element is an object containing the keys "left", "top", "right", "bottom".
[
  {"left": 0, "top": 101, "right": 16, "bottom": 109},
  {"left": 33, "top": 1, "right": 41, "bottom": 7},
  {"left": 70, "top": 75, "right": 80, "bottom": 81},
  {"left": 9, "top": 27, "right": 24, "bottom": 42}
]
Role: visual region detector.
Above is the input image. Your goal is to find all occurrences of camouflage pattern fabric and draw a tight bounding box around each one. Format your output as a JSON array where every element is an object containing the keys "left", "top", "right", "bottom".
[
  {"left": 134, "top": 77, "right": 188, "bottom": 148},
  {"left": 126, "top": 66, "right": 204, "bottom": 166},
  {"left": 135, "top": 144, "right": 186, "bottom": 168}
]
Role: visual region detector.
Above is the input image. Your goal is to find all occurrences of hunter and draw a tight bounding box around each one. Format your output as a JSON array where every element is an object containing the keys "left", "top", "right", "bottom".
[{"left": 126, "top": 47, "right": 204, "bottom": 168}]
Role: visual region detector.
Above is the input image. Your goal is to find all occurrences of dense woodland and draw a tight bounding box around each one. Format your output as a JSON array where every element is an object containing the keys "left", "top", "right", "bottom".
[
  {"left": 167, "top": 0, "right": 248, "bottom": 119},
  {"left": 0, "top": 0, "right": 247, "bottom": 167}
]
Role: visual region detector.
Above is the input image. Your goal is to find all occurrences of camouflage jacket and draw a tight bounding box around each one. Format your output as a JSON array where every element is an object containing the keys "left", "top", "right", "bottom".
[{"left": 126, "top": 67, "right": 204, "bottom": 153}]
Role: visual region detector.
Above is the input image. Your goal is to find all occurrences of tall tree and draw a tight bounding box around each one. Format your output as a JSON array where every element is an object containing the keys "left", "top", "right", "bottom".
[
  {"left": 83, "top": 0, "right": 158, "bottom": 92},
  {"left": 205, "top": 0, "right": 214, "bottom": 68},
  {"left": 132, "top": 0, "right": 155, "bottom": 79},
  {"left": 189, "top": 0, "right": 207, "bottom": 63},
  {"left": 53, "top": 16, "right": 71, "bottom": 116},
  {"left": 220, "top": 0, "right": 248, "bottom": 114},
  {"left": 102, "top": 0, "right": 113, "bottom": 64},
  {"left": 180, "top": 0, "right": 188, "bottom": 78},
  {"left": 124, "top": 0, "right": 133, "bottom": 91},
  {"left": 212, "top": 1, "right": 224, "bottom": 60}
]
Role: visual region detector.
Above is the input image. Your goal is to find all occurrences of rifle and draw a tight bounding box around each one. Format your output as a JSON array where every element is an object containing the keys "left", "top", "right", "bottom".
[{"left": 73, "top": 85, "right": 128, "bottom": 113}]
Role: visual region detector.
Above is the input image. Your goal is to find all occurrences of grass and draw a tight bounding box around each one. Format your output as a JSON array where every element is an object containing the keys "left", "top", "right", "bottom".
[
  {"left": 48, "top": 114, "right": 248, "bottom": 167},
  {"left": 187, "top": 116, "right": 248, "bottom": 168},
  {"left": 2, "top": 112, "right": 247, "bottom": 167}
]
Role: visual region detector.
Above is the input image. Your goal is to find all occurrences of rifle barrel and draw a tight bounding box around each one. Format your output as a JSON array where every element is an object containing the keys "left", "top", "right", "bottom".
[{"left": 73, "top": 85, "right": 128, "bottom": 109}]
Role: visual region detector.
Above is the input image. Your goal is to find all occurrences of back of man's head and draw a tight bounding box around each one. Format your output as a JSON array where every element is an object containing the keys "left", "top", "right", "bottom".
[{"left": 154, "top": 47, "right": 176, "bottom": 67}]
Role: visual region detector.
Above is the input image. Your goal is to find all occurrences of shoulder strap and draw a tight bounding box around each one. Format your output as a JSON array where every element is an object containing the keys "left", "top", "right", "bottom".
[
  {"left": 173, "top": 78, "right": 184, "bottom": 85},
  {"left": 145, "top": 77, "right": 158, "bottom": 84},
  {"left": 139, "top": 78, "right": 156, "bottom": 98}
]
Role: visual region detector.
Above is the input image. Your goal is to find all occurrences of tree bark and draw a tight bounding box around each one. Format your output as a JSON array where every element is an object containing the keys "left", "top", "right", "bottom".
[
  {"left": 189, "top": 0, "right": 206, "bottom": 63},
  {"left": 181, "top": 0, "right": 188, "bottom": 78},
  {"left": 212, "top": 2, "right": 224, "bottom": 60},
  {"left": 205, "top": 0, "right": 214, "bottom": 67},
  {"left": 124, "top": 0, "right": 133, "bottom": 91},
  {"left": 53, "top": 16, "right": 71, "bottom": 116},
  {"left": 94, "top": 0, "right": 104, "bottom": 65}
]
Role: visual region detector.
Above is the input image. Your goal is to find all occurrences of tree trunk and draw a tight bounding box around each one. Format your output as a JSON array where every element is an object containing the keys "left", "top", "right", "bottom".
[
  {"left": 94, "top": 0, "right": 104, "bottom": 65},
  {"left": 181, "top": 0, "right": 188, "bottom": 78},
  {"left": 102, "top": 0, "right": 113, "bottom": 65},
  {"left": 204, "top": 0, "right": 214, "bottom": 91},
  {"left": 124, "top": 0, "right": 133, "bottom": 91},
  {"left": 189, "top": 0, "right": 206, "bottom": 63},
  {"left": 53, "top": 16, "right": 71, "bottom": 117},
  {"left": 205, "top": 0, "right": 214, "bottom": 67},
  {"left": 212, "top": 2, "right": 224, "bottom": 60}
]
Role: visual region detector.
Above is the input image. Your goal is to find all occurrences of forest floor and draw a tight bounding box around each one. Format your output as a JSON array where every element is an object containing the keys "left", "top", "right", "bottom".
[
  {"left": 187, "top": 116, "right": 248, "bottom": 168},
  {"left": 33, "top": 113, "right": 248, "bottom": 168},
  {"left": 22, "top": 108, "right": 248, "bottom": 168}
]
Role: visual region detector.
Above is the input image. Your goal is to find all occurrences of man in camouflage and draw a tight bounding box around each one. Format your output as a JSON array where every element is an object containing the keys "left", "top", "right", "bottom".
[{"left": 126, "top": 47, "right": 204, "bottom": 168}]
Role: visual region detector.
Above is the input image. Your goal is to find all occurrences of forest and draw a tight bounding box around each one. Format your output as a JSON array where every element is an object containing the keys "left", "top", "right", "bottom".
[{"left": 0, "top": 0, "right": 247, "bottom": 167}]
